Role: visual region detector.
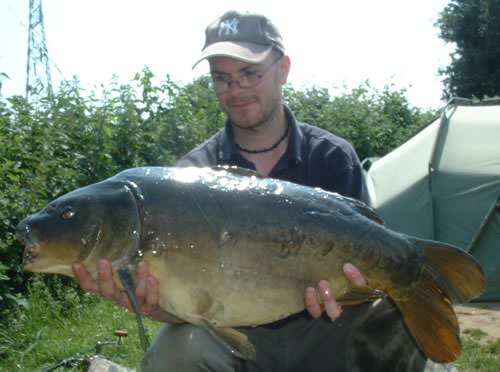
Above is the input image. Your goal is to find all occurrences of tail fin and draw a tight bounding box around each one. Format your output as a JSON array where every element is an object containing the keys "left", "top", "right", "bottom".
[
  {"left": 390, "top": 239, "right": 486, "bottom": 363},
  {"left": 421, "top": 239, "right": 486, "bottom": 302}
]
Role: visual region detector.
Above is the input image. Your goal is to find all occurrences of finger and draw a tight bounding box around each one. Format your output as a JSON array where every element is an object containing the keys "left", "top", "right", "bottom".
[
  {"left": 72, "top": 263, "right": 98, "bottom": 293},
  {"left": 97, "top": 259, "right": 129, "bottom": 307},
  {"left": 145, "top": 276, "right": 160, "bottom": 306},
  {"left": 140, "top": 275, "right": 161, "bottom": 316},
  {"left": 305, "top": 286, "right": 323, "bottom": 319},
  {"left": 318, "top": 280, "right": 342, "bottom": 320},
  {"left": 343, "top": 262, "right": 367, "bottom": 286},
  {"left": 135, "top": 261, "right": 148, "bottom": 300},
  {"left": 138, "top": 261, "right": 159, "bottom": 314}
]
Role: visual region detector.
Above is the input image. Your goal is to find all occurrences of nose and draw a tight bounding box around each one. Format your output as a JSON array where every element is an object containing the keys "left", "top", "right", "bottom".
[{"left": 226, "top": 80, "right": 246, "bottom": 94}]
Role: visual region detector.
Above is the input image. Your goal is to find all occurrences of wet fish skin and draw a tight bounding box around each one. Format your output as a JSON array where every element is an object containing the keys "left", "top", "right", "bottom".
[
  {"left": 18, "top": 179, "right": 142, "bottom": 277},
  {"left": 16, "top": 166, "right": 486, "bottom": 362}
]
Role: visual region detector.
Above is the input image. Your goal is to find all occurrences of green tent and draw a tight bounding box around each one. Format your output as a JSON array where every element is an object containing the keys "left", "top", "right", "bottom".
[{"left": 363, "top": 98, "right": 500, "bottom": 300}]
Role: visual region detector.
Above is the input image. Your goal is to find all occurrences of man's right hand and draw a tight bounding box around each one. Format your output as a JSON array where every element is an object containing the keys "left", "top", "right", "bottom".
[{"left": 72, "top": 259, "right": 184, "bottom": 323}]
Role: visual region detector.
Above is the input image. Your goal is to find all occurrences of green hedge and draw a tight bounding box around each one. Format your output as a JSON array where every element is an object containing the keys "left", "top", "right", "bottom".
[{"left": 0, "top": 67, "right": 436, "bottom": 318}]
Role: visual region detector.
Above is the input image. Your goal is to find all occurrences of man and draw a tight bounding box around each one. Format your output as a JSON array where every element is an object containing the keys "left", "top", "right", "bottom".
[{"left": 74, "top": 10, "right": 427, "bottom": 371}]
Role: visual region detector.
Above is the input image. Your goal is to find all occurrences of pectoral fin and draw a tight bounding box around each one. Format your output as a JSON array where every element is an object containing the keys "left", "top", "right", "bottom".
[
  {"left": 117, "top": 266, "right": 150, "bottom": 352},
  {"left": 202, "top": 320, "right": 256, "bottom": 360}
]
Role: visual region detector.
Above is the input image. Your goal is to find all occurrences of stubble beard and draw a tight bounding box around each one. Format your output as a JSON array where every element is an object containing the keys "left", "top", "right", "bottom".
[{"left": 229, "top": 97, "right": 281, "bottom": 133}]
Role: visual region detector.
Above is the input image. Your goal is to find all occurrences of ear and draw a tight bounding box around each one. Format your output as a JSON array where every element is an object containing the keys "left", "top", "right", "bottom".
[{"left": 278, "top": 55, "right": 291, "bottom": 84}]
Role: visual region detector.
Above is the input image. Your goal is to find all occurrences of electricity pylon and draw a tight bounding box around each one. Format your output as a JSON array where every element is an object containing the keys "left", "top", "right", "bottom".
[{"left": 26, "top": 0, "right": 53, "bottom": 100}]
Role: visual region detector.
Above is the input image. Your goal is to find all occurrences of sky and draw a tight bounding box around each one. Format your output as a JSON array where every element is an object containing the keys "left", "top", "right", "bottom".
[{"left": 1, "top": 0, "right": 452, "bottom": 109}]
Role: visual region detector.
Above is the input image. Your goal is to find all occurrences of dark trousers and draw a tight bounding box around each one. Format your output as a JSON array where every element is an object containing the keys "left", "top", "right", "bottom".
[{"left": 142, "top": 299, "right": 427, "bottom": 372}]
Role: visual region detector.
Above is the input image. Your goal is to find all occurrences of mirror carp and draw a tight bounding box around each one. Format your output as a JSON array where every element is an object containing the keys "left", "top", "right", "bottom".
[{"left": 16, "top": 166, "right": 486, "bottom": 362}]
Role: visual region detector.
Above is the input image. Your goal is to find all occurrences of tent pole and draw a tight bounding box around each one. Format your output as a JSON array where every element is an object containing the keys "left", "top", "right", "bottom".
[
  {"left": 467, "top": 196, "right": 500, "bottom": 254},
  {"left": 428, "top": 100, "right": 458, "bottom": 240}
]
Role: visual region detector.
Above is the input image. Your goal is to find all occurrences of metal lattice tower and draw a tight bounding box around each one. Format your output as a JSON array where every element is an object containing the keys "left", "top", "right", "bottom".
[{"left": 26, "top": 0, "right": 53, "bottom": 100}]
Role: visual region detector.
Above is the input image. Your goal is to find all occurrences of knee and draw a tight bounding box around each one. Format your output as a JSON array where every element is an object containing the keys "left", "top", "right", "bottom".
[
  {"left": 141, "top": 323, "right": 234, "bottom": 372},
  {"left": 141, "top": 324, "right": 202, "bottom": 371}
]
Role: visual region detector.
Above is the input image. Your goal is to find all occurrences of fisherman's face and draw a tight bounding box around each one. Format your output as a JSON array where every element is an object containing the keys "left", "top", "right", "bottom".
[{"left": 209, "top": 54, "right": 290, "bottom": 130}]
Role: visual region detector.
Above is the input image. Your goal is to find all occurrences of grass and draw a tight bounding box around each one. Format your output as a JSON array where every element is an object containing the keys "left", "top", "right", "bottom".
[
  {"left": 1, "top": 277, "right": 499, "bottom": 371},
  {"left": 456, "top": 329, "right": 500, "bottom": 372},
  {"left": 0, "top": 277, "right": 161, "bottom": 371}
]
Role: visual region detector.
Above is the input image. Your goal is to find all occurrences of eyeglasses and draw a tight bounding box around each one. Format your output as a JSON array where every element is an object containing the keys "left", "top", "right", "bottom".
[{"left": 210, "top": 57, "right": 281, "bottom": 94}]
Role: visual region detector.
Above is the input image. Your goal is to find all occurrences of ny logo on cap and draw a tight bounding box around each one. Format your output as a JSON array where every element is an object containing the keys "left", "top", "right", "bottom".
[{"left": 218, "top": 18, "right": 239, "bottom": 37}]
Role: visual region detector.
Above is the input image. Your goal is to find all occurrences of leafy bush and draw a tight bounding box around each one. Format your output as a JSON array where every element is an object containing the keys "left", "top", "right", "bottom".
[
  {"left": 0, "top": 68, "right": 436, "bottom": 319},
  {"left": 284, "top": 82, "right": 436, "bottom": 160}
]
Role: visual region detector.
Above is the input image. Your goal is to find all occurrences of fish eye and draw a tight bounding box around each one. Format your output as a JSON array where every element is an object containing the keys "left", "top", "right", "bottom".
[{"left": 61, "top": 208, "right": 76, "bottom": 220}]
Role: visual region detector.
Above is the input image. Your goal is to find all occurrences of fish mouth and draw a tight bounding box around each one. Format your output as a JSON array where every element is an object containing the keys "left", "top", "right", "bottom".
[
  {"left": 22, "top": 242, "right": 41, "bottom": 268},
  {"left": 16, "top": 220, "right": 42, "bottom": 268}
]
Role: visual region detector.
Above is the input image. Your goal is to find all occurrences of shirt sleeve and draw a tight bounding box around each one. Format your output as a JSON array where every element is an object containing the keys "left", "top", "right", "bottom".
[
  {"left": 333, "top": 162, "right": 370, "bottom": 205},
  {"left": 324, "top": 145, "right": 370, "bottom": 205}
]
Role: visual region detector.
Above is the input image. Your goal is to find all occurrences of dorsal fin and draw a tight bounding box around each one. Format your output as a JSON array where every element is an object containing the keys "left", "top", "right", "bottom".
[
  {"left": 338, "top": 194, "right": 384, "bottom": 225},
  {"left": 213, "top": 165, "right": 265, "bottom": 178}
]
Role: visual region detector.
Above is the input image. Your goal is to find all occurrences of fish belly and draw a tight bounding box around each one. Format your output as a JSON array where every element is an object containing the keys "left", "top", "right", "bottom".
[{"left": 146, "top": 250, "right": 314, "bottom": 327}]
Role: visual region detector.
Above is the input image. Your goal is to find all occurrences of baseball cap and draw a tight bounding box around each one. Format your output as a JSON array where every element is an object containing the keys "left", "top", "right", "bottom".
[{"left": 193, "top": 10, "right": 285, "bottom": 68}]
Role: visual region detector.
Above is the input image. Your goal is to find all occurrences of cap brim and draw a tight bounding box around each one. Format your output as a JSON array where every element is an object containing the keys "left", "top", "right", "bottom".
[{"left": 192, "top": 41, "right": 273, "bottom": 69}]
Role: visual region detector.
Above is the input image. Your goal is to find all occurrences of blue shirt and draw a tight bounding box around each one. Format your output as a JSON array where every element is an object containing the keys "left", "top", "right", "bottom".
[{"left": 177, "top": 105, "right": 369, "bottom": 204}]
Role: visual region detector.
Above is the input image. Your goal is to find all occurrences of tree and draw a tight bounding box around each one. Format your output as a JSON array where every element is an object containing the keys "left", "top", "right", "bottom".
[{"left": 436, "top": 0, "right": 500, "bottom": 99}]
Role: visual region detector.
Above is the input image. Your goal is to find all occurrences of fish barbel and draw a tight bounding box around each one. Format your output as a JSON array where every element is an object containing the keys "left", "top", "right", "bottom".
[{"left": 16, "top": 166, "right": 486, "bottom": 362}]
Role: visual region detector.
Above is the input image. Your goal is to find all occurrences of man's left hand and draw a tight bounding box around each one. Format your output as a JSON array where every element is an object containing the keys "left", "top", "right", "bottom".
[{"left": 305, "top": 262, "right": 366, "bottom": 320}]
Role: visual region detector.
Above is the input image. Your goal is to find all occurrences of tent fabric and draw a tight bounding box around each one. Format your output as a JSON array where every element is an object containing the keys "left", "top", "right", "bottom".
[{"left": 364, "top": 98, "right": 500, "bottom": 300}]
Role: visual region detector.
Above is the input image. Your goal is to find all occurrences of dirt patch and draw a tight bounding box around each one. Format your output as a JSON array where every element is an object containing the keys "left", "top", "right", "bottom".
[{"left": 455, "top": 302, "right": 500, "bottom": 342}]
